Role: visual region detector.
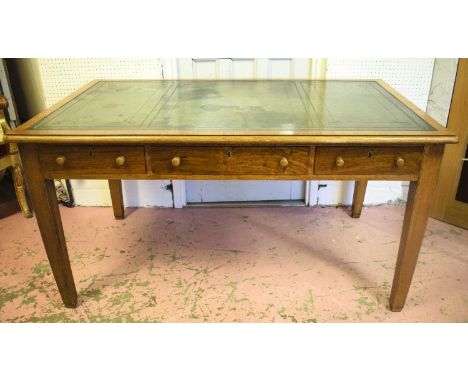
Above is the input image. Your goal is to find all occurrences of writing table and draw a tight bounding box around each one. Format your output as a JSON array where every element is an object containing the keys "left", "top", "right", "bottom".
[{"left": 7, "top": 80, "right": 458, "bottom": 311}]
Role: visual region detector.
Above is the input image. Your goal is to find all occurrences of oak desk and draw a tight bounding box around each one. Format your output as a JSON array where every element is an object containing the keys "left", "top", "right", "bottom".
[{"left": 7, "top": 80, "right": 458, "bottom": 311}]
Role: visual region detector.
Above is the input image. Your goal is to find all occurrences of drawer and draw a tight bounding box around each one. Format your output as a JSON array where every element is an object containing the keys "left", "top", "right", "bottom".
[
  {"left": 150, "top": 146, "right": 310, "bottom": 175},
  {"left": 38, "top": 145, "right": 146, "bottom": 174},
  {"left": 314, "top": 146, "right": 423, "bottom": 175}
]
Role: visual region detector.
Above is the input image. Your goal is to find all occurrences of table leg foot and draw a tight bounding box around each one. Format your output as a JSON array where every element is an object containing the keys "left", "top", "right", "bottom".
[
  {"left": 351, "top": 180, "right": 367, "bottom": 218},
  {"left": 389, "top": 145, "right": 444, "bottom": 311},
  {"left": 20, "top": 144, "right": 78, "bottom": 308},
  {"left": 109, "top": 179, "right": 125, "bottom": 220}
]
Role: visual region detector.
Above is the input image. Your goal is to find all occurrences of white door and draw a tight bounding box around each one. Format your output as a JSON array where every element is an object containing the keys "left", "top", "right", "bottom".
[{"left": 161, "top": 58, "right": 326, "bottom": 204}]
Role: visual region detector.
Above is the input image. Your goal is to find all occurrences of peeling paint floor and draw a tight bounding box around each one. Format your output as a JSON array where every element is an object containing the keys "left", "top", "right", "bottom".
[{"left": 0, "top": 205, "right": 467, "bottom": 322}]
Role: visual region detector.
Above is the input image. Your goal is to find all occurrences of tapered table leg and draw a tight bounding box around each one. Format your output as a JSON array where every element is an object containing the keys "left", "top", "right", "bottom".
[
  {"left": 20, "top": 144, "right": 77, "bottom": 308},
  {"left": 351, "top": 180, "right": 367, "bottom": 218},
  {"left": 108, "top": 179, "right": 124, "bottom": 219},
  {"left": 389, "top": 145, "right": 444, "bottom": 311}
]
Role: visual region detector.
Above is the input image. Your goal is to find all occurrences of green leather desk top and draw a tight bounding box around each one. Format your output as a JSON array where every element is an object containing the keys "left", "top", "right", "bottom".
[{"left": 25, "top": 80, "right": 437, "bottom": 134}]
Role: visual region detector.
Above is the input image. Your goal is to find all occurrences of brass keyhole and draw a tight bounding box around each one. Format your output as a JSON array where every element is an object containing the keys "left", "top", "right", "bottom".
[
  {"left": 368, "top": 151, "right": 372, "bottom": 158},
  {"left": 227, "top": 151, "right": 232, "bottom": 158},
  {"left": 89, "top": 149, "right": 94, "bottom": 157}
]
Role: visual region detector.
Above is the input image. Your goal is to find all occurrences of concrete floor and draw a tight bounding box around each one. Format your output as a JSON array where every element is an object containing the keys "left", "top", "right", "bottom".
[{"left": 0, "top": 204, "right": 467, "bottom": 322}]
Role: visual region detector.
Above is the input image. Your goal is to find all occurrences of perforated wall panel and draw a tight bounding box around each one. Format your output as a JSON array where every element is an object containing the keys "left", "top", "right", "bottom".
[
  {"left": 39, "top": 59, "right": 163, "bottom": 106},
  {"left": 326, "top": 58, "right": 434, "bottom": 110}
]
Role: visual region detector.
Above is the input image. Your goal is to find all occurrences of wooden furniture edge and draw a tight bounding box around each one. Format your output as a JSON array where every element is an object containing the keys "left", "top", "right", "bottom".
[
  {"left": 37, "top": 173, "right": 422, "bottom": 181},
  {"left": 19, "top": 143, "right": 78, "bottom": 307},
  {"left": 108, "top": 180, "right": 125, "bottom": 219},
  {"left": 7, "top": 135, "right": 458, "bottom": 145},
  {"left": 7, "top": 128, "right": 458, "bottom": 137},
  {"left": 430, "top": 58, "right": 468, "bottom": 226},
  {"left": 351, "top": 180, "right": 368, "bottom": 218},
  {"left": 389, "top": 144, "right": 445, "bottom": 311}
]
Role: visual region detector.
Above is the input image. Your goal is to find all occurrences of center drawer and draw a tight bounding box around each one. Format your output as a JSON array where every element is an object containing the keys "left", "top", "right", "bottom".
[{"left": 150, "top": 146, "right": 310, "bottom": 175}]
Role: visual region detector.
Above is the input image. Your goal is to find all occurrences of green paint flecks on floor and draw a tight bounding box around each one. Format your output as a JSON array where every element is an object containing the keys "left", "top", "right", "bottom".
[
  {"left": 81, "top": 288, "right": 103, "bottom": 302},
  {"left": 31, "top": 262, "right": 51, "bottom": 277},
  {"left": 1, "top": 205, "right": 468, "bottom": 322},
  {"left": 26, "top": 312, "right": 70, "bottom": 323},
  {"left": 355, "top": 297, "right": 378, "bottom": 315},
  {"left": 109, "top": 291, "right": 134, "bottom": 307},
  {"left": 335, "top": 313, "right": 349, "bottom": 320}
]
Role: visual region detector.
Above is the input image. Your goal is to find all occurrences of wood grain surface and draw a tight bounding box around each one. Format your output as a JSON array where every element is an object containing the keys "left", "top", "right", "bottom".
[
  {"left": 390, "top": 144, "right": 445, "bottom": 311},
  {"left": 37, "top": 145, "right": 146, "bottom": 176},
  {"left": 315, "top": 146, "right": 423, "bottom": 175},
  {"left": 150, "top": 146, "right": 310, "bottom": 176},
  {"left": 19, "top": 144, "right": 78, "bottom": 308}
]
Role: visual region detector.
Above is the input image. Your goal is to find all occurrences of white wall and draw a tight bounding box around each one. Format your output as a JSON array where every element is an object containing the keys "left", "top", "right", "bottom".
[
  {"left": 313, "top": 181, "right": 409, "bottom": 206},
  {"left": 426, "top": 58, "right": 458, "bottom": 126},
  {"left": 326, "top": 58, "right": 434, "bottom": 109}
]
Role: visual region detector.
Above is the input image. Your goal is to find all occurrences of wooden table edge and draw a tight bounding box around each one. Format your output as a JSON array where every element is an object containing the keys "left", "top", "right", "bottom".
[{"left": 6, "top": 134, "right": 459, "bottom": 145}]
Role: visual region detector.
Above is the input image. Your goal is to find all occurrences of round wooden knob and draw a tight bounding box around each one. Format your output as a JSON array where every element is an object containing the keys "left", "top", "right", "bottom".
[
  {"left": 115, "top": 155, "right": 126, "bottom": 167},
  {"left": 279, "top": 157, "right": 289, "bottom": 168},
  {"left": 396, "top": 156, "right": 405, "bottom": 168},
  {"left": 171, "top": 156, "right": 181, "bottom": 167},
  {"left": 56, "top": 155, "right": 66, "bottom": 166},
  {"left": 335, "top": 156, "right": 344, "bottom": 167},
  {"left": 0, "top": 95, "right": 8, "bottom": 110}
]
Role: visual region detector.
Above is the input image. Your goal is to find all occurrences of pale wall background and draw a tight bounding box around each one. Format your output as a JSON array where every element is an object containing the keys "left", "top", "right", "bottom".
[
  {"left": 12, "top": 58, "right": 458, "bottom": 208},
  {"left": 426, "top": 58, "right": 458, "bottom": 126}
]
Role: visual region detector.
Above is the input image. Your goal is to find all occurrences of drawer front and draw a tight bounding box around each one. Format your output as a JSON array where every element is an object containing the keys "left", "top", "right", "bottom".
[
  {"left": 314, "top": 146, "right": 423, "bottom": 175},
  {"left": 38, "top": 145, "right": 146, "bottom": 174},
  {"left": 150, "top": 146, "right": 310, "bottom": 175}
]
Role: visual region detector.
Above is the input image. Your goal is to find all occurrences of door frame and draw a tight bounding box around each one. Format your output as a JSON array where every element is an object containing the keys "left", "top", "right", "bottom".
[{"left": 431, "top": 58, "right": 468, "bottom": 228}]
